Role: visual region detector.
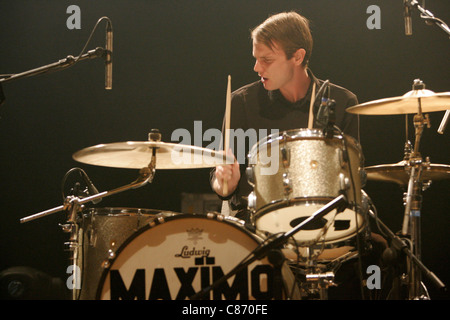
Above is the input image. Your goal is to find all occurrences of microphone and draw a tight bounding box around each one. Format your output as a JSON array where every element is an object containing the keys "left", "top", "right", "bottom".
[
  {"left": 314, "top": 80, "right": 335, "bottom": 137},
  {"left": 404, "top": 0, "right": 413, "bottom": 35},
  {"left": 81, "top": 171, "right": 102, "bottom": 204},
  {"left": 105, "top": 20, "right": 113, "bottom": 90}
]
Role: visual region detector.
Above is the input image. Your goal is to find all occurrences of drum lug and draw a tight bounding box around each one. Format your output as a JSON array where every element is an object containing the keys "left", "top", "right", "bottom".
[
  {"left": 101, "top": 242, "right": 118, "bottom": 269},
  {"left": 339, "top": 173, "right": 350, "bottom": 192},
  {"left": 246, "top": 166, "right": 255, "bottom": 187},
  {"left": 282, "top": 173, "right": 293, "bottom": 196},
  {"left": 247, "top": 191, "right": 257, "bottom": 210},
  {"left": 281, "top": 146, "right": 290, "bottom": 168},
  {"left": 87, "top": 226, "right": 97, "bottom": 247}
]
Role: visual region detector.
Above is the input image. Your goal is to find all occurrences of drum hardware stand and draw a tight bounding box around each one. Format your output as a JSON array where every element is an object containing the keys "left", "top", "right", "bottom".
[
  {"left": 20, "top": 138, "right": 159, "bottom": 300},
  {"left": 20, "top": 164, "right": 156, "bottom": 224},
  {"left": 0, "top": 16, "right": 114, "bottom": 87},
  {"left": 20, "top": 129, "right": 162, "bottom": 225},
  {"left": 305, "top": 269, "right": 336, "bottom": 300},
  {"left": 190, "top": 194, "right": 348, "bottom": 300},
  {"left": 368, "top": 208, "right": 445, "bottom": 299},
  {"left": 399, "top": 79, "right": 446, "bottom": 299},
  {"left": 0, "top": 47, "right": 106, "bottom": 85},
  {"left": 302, "top": 249, "right": 337, "bottom": 300},
  {"left": 405, "top": 0, "right": 450, "bottom": 38}
]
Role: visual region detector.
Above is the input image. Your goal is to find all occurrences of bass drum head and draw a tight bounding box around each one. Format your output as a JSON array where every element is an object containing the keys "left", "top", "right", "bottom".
[
  {"left": 255, "top": 199, "right": 366, "bottom": 245},
  {"left": 96, "top": 213, "right": 299, "bottom": 300}
]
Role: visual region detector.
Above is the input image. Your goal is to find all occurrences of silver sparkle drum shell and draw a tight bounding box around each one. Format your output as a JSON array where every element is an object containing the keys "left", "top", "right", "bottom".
[
  {"left": 247, "top": 129, "right": 365, "bottom": 245},
  {"left": 74, "top": 207, "right": 177, "bottom": 300}
]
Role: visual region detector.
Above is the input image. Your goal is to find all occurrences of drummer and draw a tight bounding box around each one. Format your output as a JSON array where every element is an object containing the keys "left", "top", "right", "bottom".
[
  {"left": 211, "top": 11, "right": 359, "bottom": 220},
  {"left": 210, "top": 11, "right": 389, "bottom": 300}
]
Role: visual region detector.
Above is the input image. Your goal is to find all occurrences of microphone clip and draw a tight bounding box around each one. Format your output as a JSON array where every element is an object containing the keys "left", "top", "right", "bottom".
[{"left": 315, "top": 97, "right": 336, "bottom": 138}]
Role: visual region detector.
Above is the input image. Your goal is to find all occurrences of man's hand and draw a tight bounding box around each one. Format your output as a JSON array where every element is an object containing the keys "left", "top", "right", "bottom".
[{"left": 213, "top": 149, "right": 240, "bottom": 197}]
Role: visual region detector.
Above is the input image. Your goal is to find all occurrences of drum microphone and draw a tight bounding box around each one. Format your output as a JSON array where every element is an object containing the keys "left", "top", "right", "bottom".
[
  {"left": 105, "top": 20, "right": 113, "bottom": 90},
  {"left": 314, "top": 80, "right": 335, "bottom": 137},
  {"left": 403, "top": 0, "right": 413, "bottom": 35},
  {"left": 81, "top": 170, "right": 102, "bottom": 204}
]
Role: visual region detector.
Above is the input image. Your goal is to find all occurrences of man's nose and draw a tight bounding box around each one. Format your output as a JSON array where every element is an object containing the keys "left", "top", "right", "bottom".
[{"left": 253, "top": 60, "right": 262, "bottom": 74}]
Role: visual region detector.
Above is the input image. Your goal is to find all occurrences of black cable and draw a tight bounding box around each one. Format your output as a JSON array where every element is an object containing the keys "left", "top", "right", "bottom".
[
  {"left": 61, "top": 167, "right": 84, "bottom": 200},
  {"left": 60, "top": 17, "right": 111, "bottom": 73}
]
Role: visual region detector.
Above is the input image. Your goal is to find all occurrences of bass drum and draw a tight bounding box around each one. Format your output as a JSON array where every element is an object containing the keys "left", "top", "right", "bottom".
[
  {"left": 74, "top": 207, "right": 178, "bottom": 300},
  {"left": 96, "top": 213, "right": 301, "bottom": 300}
]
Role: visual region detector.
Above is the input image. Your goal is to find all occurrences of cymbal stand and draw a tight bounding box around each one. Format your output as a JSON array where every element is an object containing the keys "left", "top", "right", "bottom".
[
  {"left": 20, "top": 130, "right": 161, "bottom": 225},
  {"left": 400, "top": 79, "right": 432, "bottom": 299},
  {"left": 20, "top": 165, "right": 156, "bottom": 224},
  {"left": 20, "top": 146, "right": 157, "bottom": 299}
]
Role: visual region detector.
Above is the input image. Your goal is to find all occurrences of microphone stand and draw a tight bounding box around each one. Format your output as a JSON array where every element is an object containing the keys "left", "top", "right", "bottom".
[
  {"left": 0, "top": 47, "right": 106, "bottom": 84},
  {"left": 20, "top": 159, "right": 155, "bottom": 224},
  {"left": 190, "top": 195, "right": 348, "bottom": 300},
  {"left": 368, "top": 209, "right": 446, "bottom": 298},
  {"left": 407, "top": 0, "right": 450, "bottom": 38}
]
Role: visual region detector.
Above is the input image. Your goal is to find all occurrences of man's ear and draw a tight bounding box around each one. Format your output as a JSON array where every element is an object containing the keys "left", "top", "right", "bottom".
[{"left": 293, "top": 48, "right": 306, "bottom": 66}]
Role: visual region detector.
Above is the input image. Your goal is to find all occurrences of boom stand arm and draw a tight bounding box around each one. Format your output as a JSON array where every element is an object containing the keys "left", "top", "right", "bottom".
[
  {"left": 408, "top": 0, "right": 450, "bottom": 38},
  {"left": 19, "top": 153, "right": 157, "bottom": 224},
  {"left": 369, "top": 209, "right": 446, "bottom": 297},
  {"left": 190, "top": 195, "right": 348, "bottom": 300},
  {"left": 0, "top": 47, "right": 106, "bottom": 84}
]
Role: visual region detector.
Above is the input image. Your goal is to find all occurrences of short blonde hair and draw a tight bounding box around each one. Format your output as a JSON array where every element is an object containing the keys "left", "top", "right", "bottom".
[{"left": 251, "top": 11, "right": 313, "bottom": 66}]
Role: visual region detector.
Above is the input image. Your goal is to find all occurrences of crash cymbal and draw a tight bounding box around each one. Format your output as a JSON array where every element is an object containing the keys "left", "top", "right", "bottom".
[
  {"left": 365, "top": 161, "right": 450, "bottom": 185},
  {"left": 347, "top": 89, "right": 450, "bottom": 115},
  {"left": 73, "top": 141, "right": 235, "bottom": 169}
]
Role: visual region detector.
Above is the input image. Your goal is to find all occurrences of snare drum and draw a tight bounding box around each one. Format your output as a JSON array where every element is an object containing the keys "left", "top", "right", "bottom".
[
  {"left": 247, "top": 129, "right": 366, "bottom": 246},
  {"left": 74, "top": 207, "right": 177, "bottom": 300},
  {"left": 96, "top": 213, "right": 300, "bottom": 300}
]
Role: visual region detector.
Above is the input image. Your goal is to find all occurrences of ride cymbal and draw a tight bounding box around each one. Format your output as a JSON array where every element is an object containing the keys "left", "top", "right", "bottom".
[
  {"left": 365, "top": 161, "right": 450, "bottom": 185},
  {"left": 347, "top": 89, "right": 450, "bottom": 115},
  {"left": 73, "top": 141, "right": 234, "bottom": 169}
]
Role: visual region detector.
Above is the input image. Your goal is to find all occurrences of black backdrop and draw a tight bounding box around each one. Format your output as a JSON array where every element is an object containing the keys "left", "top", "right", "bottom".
[{"left": 0, "top": 0, "right": 449, "bottom": 300}]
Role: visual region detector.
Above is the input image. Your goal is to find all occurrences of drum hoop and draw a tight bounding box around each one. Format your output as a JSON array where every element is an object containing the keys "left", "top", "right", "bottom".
[
  {"left": 253, "top": 197, "right": 367, "bottom": 245},
  {"left": 82, "top": 207, "right": 171, "bottom": 218},
  {"left": 248, "top": 128, "right": 363, "bottom": 163},
  {"left": 94, "top": 212, "right": 261, "bottom": 299},
  {"left": 254, "top": 197, "right": 334, "bottom": 219}
]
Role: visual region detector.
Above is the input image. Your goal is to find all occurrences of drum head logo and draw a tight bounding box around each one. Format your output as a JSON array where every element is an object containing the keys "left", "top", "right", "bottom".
[
  {"left": 100, "top": 219, "right": 281, "bottom": 300},
  {"left": 186, "top": 227, "right": 203, "bottom": 244}
]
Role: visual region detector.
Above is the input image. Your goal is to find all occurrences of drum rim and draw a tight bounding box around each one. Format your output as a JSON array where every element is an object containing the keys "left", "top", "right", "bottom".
[
  {"left": 248, "top": 128, "right": 363, "bottom": 162},
  {"left": 94, "top": 212, "right": 261, "bottom": 300},
  {"left": 254, "top": 197, "right": 337, "bottom": 218},
  {"left": 82, "top": 207, "right": 178, "bottom": 217},
  {"left": 253, "top": 197, "right": 367, "bottom": 245}
]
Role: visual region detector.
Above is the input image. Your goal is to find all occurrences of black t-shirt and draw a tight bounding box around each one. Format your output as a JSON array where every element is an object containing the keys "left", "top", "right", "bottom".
[{"left": 212, "top": 69, "right": 360, "bottom": 213}]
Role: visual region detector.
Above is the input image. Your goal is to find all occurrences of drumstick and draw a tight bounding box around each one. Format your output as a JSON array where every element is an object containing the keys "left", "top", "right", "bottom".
[
  {"left": 308, "top": 82, "right": 316, "bottom": 129},
  {"left": 223, "top": 75, "right": 231, "bottom": 195}
]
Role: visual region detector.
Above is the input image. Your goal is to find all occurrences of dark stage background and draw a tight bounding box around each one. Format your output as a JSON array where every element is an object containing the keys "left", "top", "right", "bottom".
[{"left": 0, "top": 0, "right": 449, "bottom": 299}]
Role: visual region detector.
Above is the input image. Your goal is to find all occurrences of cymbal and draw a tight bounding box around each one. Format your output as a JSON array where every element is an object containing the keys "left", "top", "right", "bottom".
[
  {"left": 347, "top": 89, "right": 450, "bottom": 115},
  {"left": 365, "top": 161, "right": 450, "bottom": 185},
  {"left": 73, "top": 141, "right": 235, "bottom": 169}
]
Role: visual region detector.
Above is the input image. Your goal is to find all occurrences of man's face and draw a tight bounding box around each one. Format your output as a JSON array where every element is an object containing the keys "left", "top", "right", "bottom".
[{"left": 252, "top": 40, "right": 296, "bottom": 92}]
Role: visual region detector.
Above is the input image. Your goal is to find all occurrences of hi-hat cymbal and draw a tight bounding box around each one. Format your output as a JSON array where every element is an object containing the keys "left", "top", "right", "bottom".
[
  {"left": 73, "top": 141, "right": 235, "bottom": 169},
  {"left": 365, "top": 161, "right": 450, "bottom": 185},
  {"left": 347, "top": 89, "right": 450, "bottom": 115}
]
